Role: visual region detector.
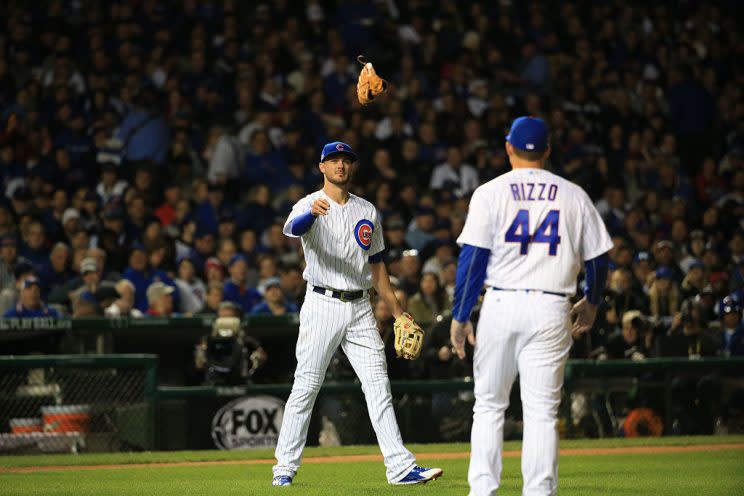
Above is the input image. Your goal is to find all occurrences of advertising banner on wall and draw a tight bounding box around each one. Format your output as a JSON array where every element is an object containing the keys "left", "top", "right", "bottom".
[{"left": 211, "top": 395, "right": 285, "bottom": 450}]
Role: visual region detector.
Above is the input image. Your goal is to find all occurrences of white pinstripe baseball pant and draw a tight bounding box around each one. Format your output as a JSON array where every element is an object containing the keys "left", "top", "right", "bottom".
[
  {"left": 468, "top": 289, "right": 572, "bottom": 496},
  {"left": 273, "top": 288, "right": 416, "bottom": 482}
]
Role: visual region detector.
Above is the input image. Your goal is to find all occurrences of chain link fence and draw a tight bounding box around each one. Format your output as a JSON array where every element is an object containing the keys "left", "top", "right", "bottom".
[{"left": 0, "top": 355, "right": 157, "bottom": 455}]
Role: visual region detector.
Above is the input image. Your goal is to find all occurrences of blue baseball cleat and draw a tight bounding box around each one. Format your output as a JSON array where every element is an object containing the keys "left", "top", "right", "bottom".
[
  {"left": 391, "top": 465, "right": 444, "bottom": 485},
  {"left": 272, "top": 475, "right": 292, "bottom": 486}
]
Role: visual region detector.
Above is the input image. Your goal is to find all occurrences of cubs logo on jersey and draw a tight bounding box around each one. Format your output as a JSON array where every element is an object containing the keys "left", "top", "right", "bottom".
[{"left": 354, "top": 219, "right": 374, "bottom": 250}]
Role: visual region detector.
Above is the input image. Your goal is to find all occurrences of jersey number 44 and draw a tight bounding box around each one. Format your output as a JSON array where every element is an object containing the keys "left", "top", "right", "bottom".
[{"left": 505, "top": 209, "right": 561, "bottom": 256}]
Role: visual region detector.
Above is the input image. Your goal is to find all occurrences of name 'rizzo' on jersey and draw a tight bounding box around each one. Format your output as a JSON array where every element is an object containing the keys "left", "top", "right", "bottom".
[{"left": 509, "top": 182, "right": 558, "bottom": 202}]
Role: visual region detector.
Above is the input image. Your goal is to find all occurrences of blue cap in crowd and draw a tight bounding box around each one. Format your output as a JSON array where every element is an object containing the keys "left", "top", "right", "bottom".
[
  {"left": 506, "top": 116, "right": 548, "bottom": 152},
  {"left": 656, "top": 266, "right": 674, "bottom": 280},
  {"left": 721, "top": 296, "right": 741, "bottom": 315},
  {"left": 229, "top": 253, "right": 248, "bottom": 267},
  {"left": 131, "top": 241, "right": 146, "bottom": 253},
  {"left": 320, "top": 141, "right": 357, "bottom": 162},
  {"left": 176, "top": 252, "right": 196, "bottom": 267},
  {"left": 689, "top": 259, "right": 706, "bottom": 271}
]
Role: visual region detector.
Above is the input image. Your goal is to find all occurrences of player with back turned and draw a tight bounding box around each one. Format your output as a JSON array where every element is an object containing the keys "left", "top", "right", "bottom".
[
  {"left": 271, "top": 141, "right": 442, "bottom": 487},
  {"left": 450, "top": 117, "right": 613, "bottom": 496}
]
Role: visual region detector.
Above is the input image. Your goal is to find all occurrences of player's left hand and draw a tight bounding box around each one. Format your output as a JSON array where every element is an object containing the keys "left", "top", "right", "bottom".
[
  {"left": 569, "top": 297, "right": 598, "bottom": 337},
  {"left": 450, "top": 319, "right": 475, "bottom": 360}
]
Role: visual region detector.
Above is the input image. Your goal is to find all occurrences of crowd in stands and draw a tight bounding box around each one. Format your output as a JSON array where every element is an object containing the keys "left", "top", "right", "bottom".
[{"left": 0, "top": 1, "right": 742, "bottom": 366}]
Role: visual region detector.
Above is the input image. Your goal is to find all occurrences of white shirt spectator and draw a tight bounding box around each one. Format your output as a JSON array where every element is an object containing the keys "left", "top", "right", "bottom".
[
  {"left": 429, "top": 162, "right": 479, "bottom": 197},
  {"left": 207, "top": 134, "right": 243, "bottom": 183},
  {"left": 175, "top": 277, "right": 207, "bottom": 314}
]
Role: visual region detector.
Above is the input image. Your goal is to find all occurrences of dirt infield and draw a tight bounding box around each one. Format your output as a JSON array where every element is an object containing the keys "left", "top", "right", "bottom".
[{"left": 2, "top": 443, "right": 743, "bottom": 474}]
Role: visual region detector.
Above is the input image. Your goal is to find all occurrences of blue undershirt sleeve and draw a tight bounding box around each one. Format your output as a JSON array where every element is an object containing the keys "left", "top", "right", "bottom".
[
  {"left": 289, "top": 210, "right": 316, "bottom": 236},
  {"left": 452, "top": 244, "right": 491, "bottom": 322},
  {"left": 368, "top": 250, "right": 384, "bottom": 264},
  {"left": 584, "top": 252, "right": 609, "bottom": 305}
]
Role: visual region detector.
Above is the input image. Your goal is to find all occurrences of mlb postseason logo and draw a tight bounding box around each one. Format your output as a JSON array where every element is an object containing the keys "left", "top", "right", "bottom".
[
  {"left": 354, "top": 219, "right": 374, "bottom": 250},
  {"left": 211, "top": 395, "right": 285, "bottom": 450}
]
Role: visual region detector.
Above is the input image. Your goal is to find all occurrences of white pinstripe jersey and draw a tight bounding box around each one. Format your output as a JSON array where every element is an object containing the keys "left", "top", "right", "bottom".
[
  {"left": 283, "top": 190, "right": 384, "bottom": 291},
  {"left": 457, "top": 167, "right": 613, "bottom": 295}
]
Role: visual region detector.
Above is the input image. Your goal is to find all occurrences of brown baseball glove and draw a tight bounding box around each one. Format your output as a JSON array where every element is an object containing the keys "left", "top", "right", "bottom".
[
  {"left": 393, "top": 312, "right": 424, "bottom": 360},
  {"left": 356, "top": 55, "right": 388, "bottom": 106}
]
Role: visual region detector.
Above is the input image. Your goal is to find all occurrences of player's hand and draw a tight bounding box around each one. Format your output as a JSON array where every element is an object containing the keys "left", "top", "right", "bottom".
[
  {"left": 450, "top": 319, "right": 475, "bottom": 360},
  {"left": 311, "top": 198, "right": 330, "bottom": 217},
  {"left": 569, "top": 297, "right": 598, "bottom": 338}
]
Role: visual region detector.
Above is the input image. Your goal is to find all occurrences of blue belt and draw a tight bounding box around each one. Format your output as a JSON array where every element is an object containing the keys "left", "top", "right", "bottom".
[
  {"left": 490, "top": 287, "right": 568, "bottom": 298},
  {"left": 312, "top": 285, "right": 367, "bottom": 302}
]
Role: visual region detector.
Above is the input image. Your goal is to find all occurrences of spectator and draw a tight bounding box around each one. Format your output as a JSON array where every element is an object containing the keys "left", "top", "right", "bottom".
[
  {"left": 0, "top": 234, "right": 19, "bottom": 292},
  {"left": 397, "top": 249, "right": 422, "bottom": 296},
  {"left": 681, "top": 261, "right": 707, "bottom": 300},
  {"left": 205, "top": 124, "right": 242, "bottom": 187},
  {"left": 3, "top": 276, "right": 60, "bottom": 318},
  {"left": 122, "top": 242, "right": 177, "bottom": 312},
  {"left": 223, "top": 254, "right": 261, "bottom": 313},
  {"left": 67, "top": 257, "right": 101, "bottom": 306},
  {"left": 429, "top": 146, "right": 479, "bottom": 198},
  {"left": 38, "top": 242, "right": 73, "bottom": 298},
  {"left": 251, "top": 277, "right": 298, "bottom": 316},
  {"left": 115, "top": 87, "right": 169, "bottom": 165},
  {"left": 604, "top": 310, "right": 652, "bottom": 360},
  {"left": 203, "top": 256, "right": 225, "bottom": 284},
  {"left": 19, "top": 220, "right": 47, "bottom": 268},
  {"left": 649, "top": 267, "right": 681, "bottom": 322},
  {"left": 145, "top": 281, "right": 175, "bottom": 317},
  {"left": 72, "top": 291, "right": 101, "bottom": 317},
  {"left": 103, "top": 279, "right": 143, "bottom": 318},
  {"left": 719, "top": 297, "right": 744, "bottom": 357},
  {"left": 175, "top": 254, "right": 206, "bottom": 315},
  {"left": 279, "top": 264, "right": 305, "bottom": 307},
  {"left": 407, "top": 272, "right": 452, "bottom": 330},
  {"left": 659, "top": 299, "right": 718, "bottom": 359},
  {"left": 201, "top": 281, "right": 225, "bottom": 315},
  {"left": 405, "top": 208, "right": 437, "bottom": 252},
  {"left": 604, "top": 268, "right": 648, "bottom": 329},
  {"left": 95, "top": 163, "right": 128, "bottom": 205},
  {"left": 154, "top": 182, "right": 182, "bottom": 228}
]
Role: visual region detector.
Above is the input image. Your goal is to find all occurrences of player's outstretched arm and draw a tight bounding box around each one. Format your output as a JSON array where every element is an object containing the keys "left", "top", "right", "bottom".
[{"left": 370, "top": 258, "right": 403, "bottom": 318}]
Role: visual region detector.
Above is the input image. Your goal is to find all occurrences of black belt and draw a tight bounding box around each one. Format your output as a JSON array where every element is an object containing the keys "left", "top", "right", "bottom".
[
  {"left": 312, "top": 285, "right": 367, "bottom": 302},
  {"left": 490, "top": 287, "right": 568, "bottom": 298}
]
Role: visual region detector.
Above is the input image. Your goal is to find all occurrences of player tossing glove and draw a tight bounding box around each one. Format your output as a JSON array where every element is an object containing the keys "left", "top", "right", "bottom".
[
  {"left": 393, "top": 312, "right": 424, "bottom": 360},
  {"left": 356, "top": 55, "right": 388, "bottom": 106}
]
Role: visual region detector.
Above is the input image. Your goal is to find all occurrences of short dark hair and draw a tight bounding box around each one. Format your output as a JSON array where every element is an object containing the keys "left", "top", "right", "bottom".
[{"left": 512, "top": 148, "right": 547, "bottom": 162}]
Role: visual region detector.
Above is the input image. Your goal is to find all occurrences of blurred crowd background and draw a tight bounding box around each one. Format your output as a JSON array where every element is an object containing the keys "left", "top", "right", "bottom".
[{"left": 0, "top": 0, "right": 742, "bottom": 378}]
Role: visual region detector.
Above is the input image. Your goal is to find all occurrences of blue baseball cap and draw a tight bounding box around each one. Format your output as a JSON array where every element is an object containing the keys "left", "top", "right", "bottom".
[
  {"left": 656, "top": 266, "right": 674, "bottom": 280},
  {"left": 228, "top": 253, "right": 248, "bottom": 267},
  {"left": 506, "top": 116, "right": 549, "bottom": 152},
  {"left": 320, "top": 141, "right": 357, "bottom": 162}
]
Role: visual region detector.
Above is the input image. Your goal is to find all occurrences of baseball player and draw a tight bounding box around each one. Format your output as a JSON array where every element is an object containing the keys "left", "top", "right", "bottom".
[
  {"left": 450, "top": 117, "right": 612, "bottom": 496},
  {"left": 271, "top": 141, "right": 442, "bottom": 487}
]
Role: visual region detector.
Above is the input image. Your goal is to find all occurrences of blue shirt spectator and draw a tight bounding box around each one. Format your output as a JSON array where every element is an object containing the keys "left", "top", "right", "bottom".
[
  {"left": 122, "top": 244, "right": 179, "bottom": 312},
  {"left": 3, "top": 277, "right": 60, "bottom": 318},
  {"left": 223, "top": 254, "right": 262, "bottom": 312},
  {"left": 115, "top": 105, "right": 170, "bottom": 166}
]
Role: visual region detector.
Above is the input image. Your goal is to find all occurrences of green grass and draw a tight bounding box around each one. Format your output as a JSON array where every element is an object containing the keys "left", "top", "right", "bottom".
[
  {"left": 1, "top": 437, "right": 743, "bottom": 495},
  {"left": 2, "top": 435, "right": 742, "bottom": 468}
]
